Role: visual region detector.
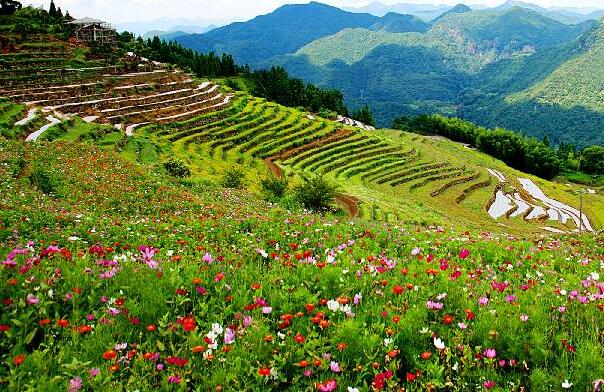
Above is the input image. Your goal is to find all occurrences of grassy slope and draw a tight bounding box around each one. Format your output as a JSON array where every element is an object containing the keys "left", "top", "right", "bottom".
[
  {"left": 506, "top": 19, "right": 604, "bottom": 111},
  {"left": 43, "top": 86, "right": 603, "bottom": 235}
]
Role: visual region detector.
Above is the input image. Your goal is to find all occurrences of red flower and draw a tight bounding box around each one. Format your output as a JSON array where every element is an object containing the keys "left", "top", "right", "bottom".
[
  {"left": 392, "top": 285, "right": 404, "bottom": 295},
  {"left": 39, "top": 319, "right": 51, "bottom": 327},
  {"left": 166, "top": 356, "right": 188, "bottom": 367},
  {"left": 258, "top": 367, "right": 271, "bottom": 377},
  {"left": 442, "top": 314, "right": 454, "bottom": 325},
  {"left": 77, "top": 325, "right": 93, "bottom": 334},
  {"left": 182, "top": 316, "right": 196, "bottom": 332},
  {"left": 103, "top": 350, "right": 117, "bottom": 360},
  {"left": 192, "top": 345, "right": 205, "bottom": 353},
  {"left": 0, "top": 324, "right": 10, "bottom": 332},
  {"left": 13, "top": 354, "right": 25, "bottom": 366},
  {"left": 146, "top": 324, "right": 156, "bottom": 332},
  {"left": 421, "top": 351, "right": 432, "bottom": 360},
  {"left": 57, "top": 319, "right": 70, "bottom": 328},
  {"left": 294, "top": 333, "right": 305, "bottom": 344},
  {"left": 299, "top": 360, "right": 309, "bottom": 367},
  {"left": 406, "top": 372, "right": 416, "bottom": 382}
]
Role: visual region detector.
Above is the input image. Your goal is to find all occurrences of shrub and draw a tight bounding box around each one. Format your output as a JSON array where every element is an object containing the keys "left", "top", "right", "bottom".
[
  {"left": 579, "top": 146, "right": 604, "bottom": 175},
  {"left": 318, "top": 108, "right": 337, "bottom": 120},
  {"left": 260, "top": 175, "right": 288, "bottom": 201},
  {"left": 30, "top": 165, "right": 63, "bottom": 196},
  {"left": 222, "top": 166, "right": 245, "bottom": 189},
  {"left": 294, "top": 175, "right": 338, "bottom": 211},
  {"left": 163, "top": 158, "right": 190, "bottom": 178}
]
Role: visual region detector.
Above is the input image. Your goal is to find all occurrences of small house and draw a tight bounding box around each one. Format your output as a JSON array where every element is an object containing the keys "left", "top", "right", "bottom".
[{"left": 67, "top": 17, "right": 116, "bottom": 44}]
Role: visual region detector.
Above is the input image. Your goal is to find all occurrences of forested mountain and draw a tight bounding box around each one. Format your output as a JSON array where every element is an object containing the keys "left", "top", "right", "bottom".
[
  {"left": 175, "top": 2, "right": 381, "bottom": 65},
  {"left": 495, "top": 1, "right": 604, "bottom": 24},
  {"left": 343, "top": 2, "right": 453, "bottom": 20},
  {"left": 176, "top": 2, "right": 604, "bottom": 146}
]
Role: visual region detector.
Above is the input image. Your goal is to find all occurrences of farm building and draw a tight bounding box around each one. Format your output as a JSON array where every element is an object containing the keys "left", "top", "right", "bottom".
[{"left": 67, "top": 17, "right": 116, "bottom": 44}]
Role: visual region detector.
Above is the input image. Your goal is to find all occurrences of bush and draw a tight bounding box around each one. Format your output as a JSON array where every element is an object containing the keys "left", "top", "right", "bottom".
[
  {"left": 294, "top": 175, "right": 338, "bottom": 211},
  {"left": 579, "top": 146, "right": 604, "bottom": 175},
  {"left": 163, "top": 158, "right": 190, "bottom": 178},
  {"left": 260, "top": 175, "right": 288, "bottom": 201},
  {"left": 222, "top": 166, "right": 245, "bottom": 189},
  {"left": 30, "top": 165, "right": 63, "bottom": 196}
]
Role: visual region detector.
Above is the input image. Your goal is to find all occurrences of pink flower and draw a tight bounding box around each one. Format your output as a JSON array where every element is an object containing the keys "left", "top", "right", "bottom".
[
  {"left": 68, "top": 377, "right": 83, "bottom": 392},
  {"left": 478, "top": 297, "right": 489, "bottom": 306},
  {"left": 520, "top": 314, "right": 529, "bottom": 322},
  {"left": 483, "top": 380, "right": 495, "bottom": 389},
  {"left": 224, "top": 328, "right": 235, "bottom": 344},
  {"left": 459, "top": 248, "right": 470, "bottom": 259},
  {"left": 202, "top": 253, "right": 214, "bottom": 264},
  {"left": 167, "top": 375, "right": 181, "bottom": 383},
  {"left": 243, "top": 316, "right": 253, "bottom": 327},
  {"left": 484, "top": 348, "right": 497, "bottom": 358},
  {"left": 329, "top": 361, "right": 341, "bottom": 373},
  {"left": 426, "top": 300, "right": 443, "bottom": 310},
  {"left": 89, "top": 368, "right": 100, "bottom": 377},
  {"left": 318, "top": 379, "right": 338, "bottom": 392},
  {"left": 26, "top": 294, "right": 39, "bottom": 305},
  {"left": 262, "top": 306, "right": 272, "bottom": 314}
]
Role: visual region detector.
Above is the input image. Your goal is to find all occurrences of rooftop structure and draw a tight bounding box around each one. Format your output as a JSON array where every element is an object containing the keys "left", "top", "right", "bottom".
[{"left": 67, "top": 17, "right": 116, "bottom": 44}]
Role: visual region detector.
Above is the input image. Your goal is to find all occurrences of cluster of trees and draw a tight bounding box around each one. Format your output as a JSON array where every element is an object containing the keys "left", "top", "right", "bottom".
[
  {"left": 246, "top": 66, "right": 348, "bottom": 115},
  {"left": 0, "top": 0, "right": 22, "bottom": 15},
  {"left": 115, "top": 33, "right": 238, "bottom": 78},
  {"left": 352, "top": 105, "right": 376, "bottom": 127},
  {"left": 392, "top": 114, "right": 604, "bottom": 179}
]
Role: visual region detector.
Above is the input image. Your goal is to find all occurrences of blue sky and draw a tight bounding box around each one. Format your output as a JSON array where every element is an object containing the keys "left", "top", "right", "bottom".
[{"left": 22, "top": 0, "right": 604, "bottom": 23}]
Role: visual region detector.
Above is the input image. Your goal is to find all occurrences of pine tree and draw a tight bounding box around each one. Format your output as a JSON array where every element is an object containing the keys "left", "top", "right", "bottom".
[{"left": 48, "top": 0, "right": 57, "bottom": 17}]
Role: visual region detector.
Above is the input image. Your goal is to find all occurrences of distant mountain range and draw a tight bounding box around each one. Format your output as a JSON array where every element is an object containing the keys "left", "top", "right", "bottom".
[
  {"left": 175, "top": 1, "right": 604, "bottom": 146},
  {"left": 344, "top": 1, "right": 604, "bottom": 23}
]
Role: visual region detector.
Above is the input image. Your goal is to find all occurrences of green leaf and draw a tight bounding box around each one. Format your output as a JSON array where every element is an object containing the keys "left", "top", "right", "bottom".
[
  {"left": 156, "top": 340, "right": 165, "bottom": 351},
  {"left": 24, "top": 329, "right": 37, "bottom": 345}
]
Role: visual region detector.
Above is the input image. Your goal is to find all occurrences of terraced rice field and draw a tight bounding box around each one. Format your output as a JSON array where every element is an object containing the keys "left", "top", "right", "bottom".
[{"left": 2, "top": 35, "right": 602, "bottom": 233}]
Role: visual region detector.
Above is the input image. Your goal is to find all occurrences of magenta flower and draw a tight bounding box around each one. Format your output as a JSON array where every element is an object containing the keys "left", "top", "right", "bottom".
[
  {"left": 329, "top": 361, "right": 341, "bottom": 373},
  {"left": 68, "top": 376, "right": 83, "bottom": 392},
  {"left": 483, "top": 380, "right": 495, "bottom": 389},
  {"left": 484, "top": 348, "right": 497, "bottom": 358},
  {"left": 459, "top": 248, "right": 470, "bottom": 259},
  {"left": 202, "top": 253, "right": 214, "bottom": 264},
  {"left": 167, "top": 375, "right": 181, "bottom": 383},
  {"left": 224, "top": 328, "right": 235, "bottom": 344},
  {"left": 26, "top": 294, "right": 39, "bottom": 305},
  {"left": 89, "top": 368, "right": 100, "bottom": 377}
]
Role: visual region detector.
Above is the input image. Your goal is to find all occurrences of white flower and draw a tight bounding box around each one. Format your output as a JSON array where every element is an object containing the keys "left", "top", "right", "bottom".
[
  {"left": 327, "top": 300, "right": 340, "bottom": 312},
  {"left": 347, "top": 388, "right": 360, "bottom": 392},
  {"left": 436, "top": 292, "right": 447, "bottom": 300},
  {"left": 560, "top": 289, "right": 567, "bottom": 296},
  {"left": 433, "top": 337, "right": 445, "bottom": 350},
  {"left": 383, "top": 338, "right": 393, "bottom": 346},
  {"left": 561, "top": 379, "right": 573, "bottom": 389},
  {"left": 590, "top": 272, "right": 600, "bottom": 281},
  {"left": 212, "top": 323, "right": 223, "bottom": 335}
]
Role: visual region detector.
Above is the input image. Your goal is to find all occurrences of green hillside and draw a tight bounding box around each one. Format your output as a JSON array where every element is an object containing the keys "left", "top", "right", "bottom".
[
  {"left": 506, "top": 19, "right": 604, "bottom": 113},
  {"left": 264, "top": 7, "right": 601, "bottom": 146}
]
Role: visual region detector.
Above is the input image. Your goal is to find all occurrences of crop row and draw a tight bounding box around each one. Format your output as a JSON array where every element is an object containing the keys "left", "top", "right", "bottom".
[{"left": 374, "top": 162, "right": 450, "bottom": 185}]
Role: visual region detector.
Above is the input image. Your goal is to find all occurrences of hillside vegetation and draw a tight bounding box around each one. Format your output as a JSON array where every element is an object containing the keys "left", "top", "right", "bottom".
[{"left": 0, "top": 4, "right": 603, "bottom": 391}]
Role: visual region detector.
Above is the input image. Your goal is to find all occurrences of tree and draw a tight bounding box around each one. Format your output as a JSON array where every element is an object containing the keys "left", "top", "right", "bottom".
[
  {"left": 579, "top": 146, "right": 604, "bottom": 175},
  {"left": 352, "top": 105, "right": 375, "bottom": 127},
  {"left": 48, "top": 0, "right": 57, "bottom": 17},
  {"left": 0, "top": 0, "right": 22, "bottom": 15}
]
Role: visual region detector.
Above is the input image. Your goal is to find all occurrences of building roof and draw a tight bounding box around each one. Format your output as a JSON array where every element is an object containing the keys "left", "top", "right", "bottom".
[
  {"left": 67, "top": 17, "right": 115, "bottom": 30},
  {"left": 67, "top": 17, "right": 105, "bottom": 25}
]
